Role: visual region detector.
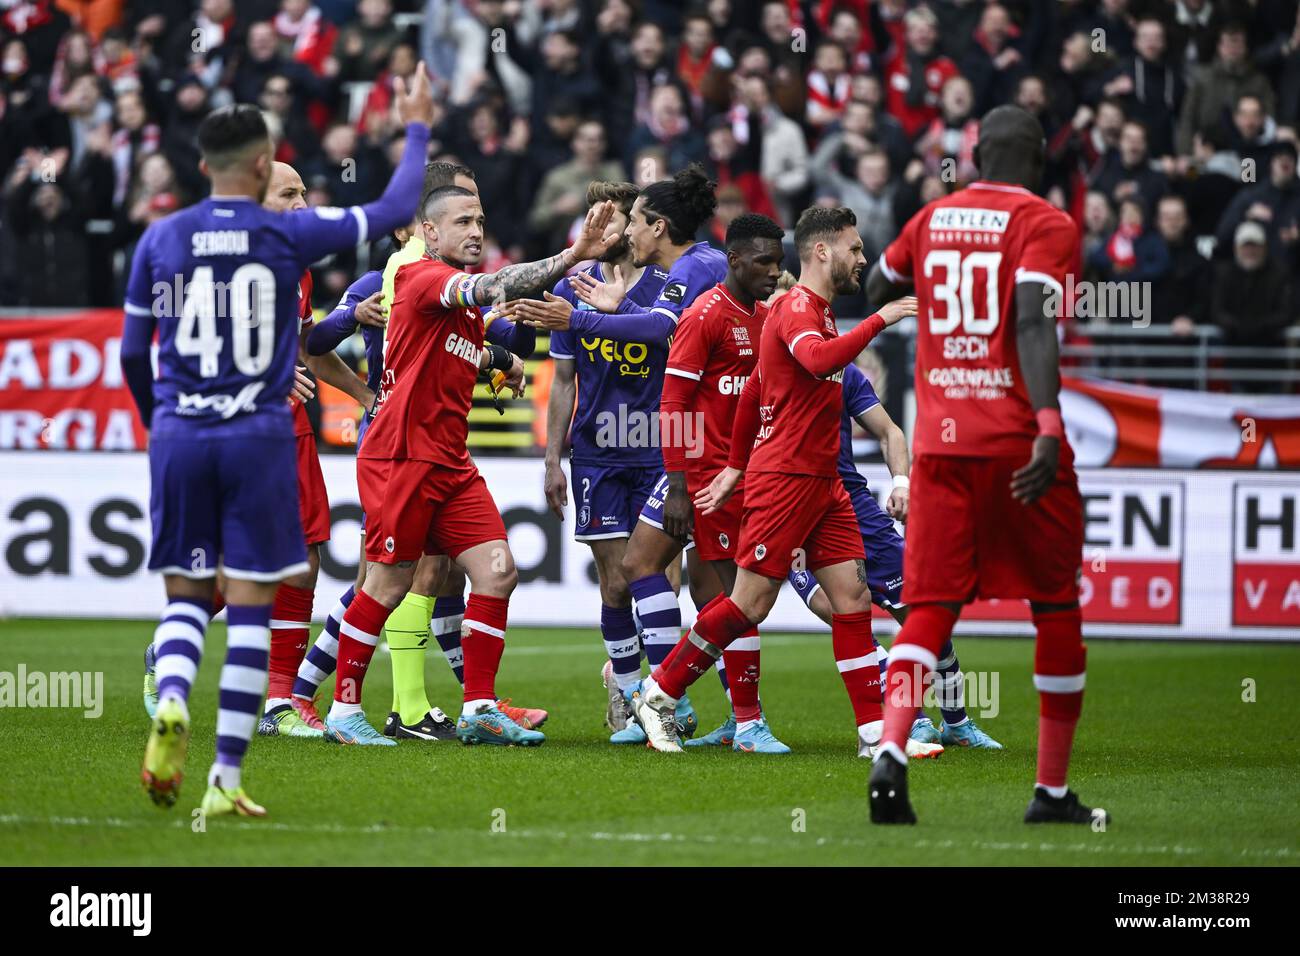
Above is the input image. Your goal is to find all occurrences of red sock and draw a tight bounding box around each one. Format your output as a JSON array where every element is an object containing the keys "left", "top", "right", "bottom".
[
  {"left": 333, "top": 589, "right": 390, "bottom": 705},
  {"left": 462, "top": 593, "right": 508, "bottom": 704},
  {"left": 268, "top": 583, "right": 313, "bottom": 700},
  {"left": 653, "top": 596, "right": 749, "bottom": 699},
  {"left": 881, "top": 604, "right": 957, "bottom": 752},
  {"left": 661, "top": 593, "right": 728, "bottom": 675},
  {"left": 832, "top": 610, "right": 882, "bottom": 726},
  {"left": 723, "top": 627, "right": 761, "bottom": 722},
  {"left": 1034, "top": 607, "right": 1086, "bottom": 789}
]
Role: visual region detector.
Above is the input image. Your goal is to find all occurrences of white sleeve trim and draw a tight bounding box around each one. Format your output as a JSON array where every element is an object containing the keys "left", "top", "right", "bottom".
[
  {"left": 665, "top": 368, "right": 702, "bottom": 381},
  {"left": 349, "top": 205, "right": 369, "bottom": 244},
  {"left": 549, "top": 350, "right": 574, "bottom": 360},
  {"left": 124, "top": 301, "right": 152, "bottom": 316},
  {"left": 651, "top": 306, "right": 681, "bottom": 323},
  {"left": 849, "top": 398, "right": 878, "bottom": 417},
  {"left": 1015, "top": 268, "right": 1064, "bottom": 297},
  {"left": 878, "top": 252, "right": 904, "bottom": 284},
  {"left": 787, "top": 330, "right": 822, "bottom": 354}
]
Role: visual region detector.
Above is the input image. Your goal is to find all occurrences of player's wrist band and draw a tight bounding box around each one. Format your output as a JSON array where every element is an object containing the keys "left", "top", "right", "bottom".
[
  {"left": 891, "top": 474, "right": 910, "bottom": 491},
  {"left": 484, "top": 344, "right": 513, "bottom": 372},
  {"left": 1036, "top": 408, "right": 1065, "bottom": 439}
]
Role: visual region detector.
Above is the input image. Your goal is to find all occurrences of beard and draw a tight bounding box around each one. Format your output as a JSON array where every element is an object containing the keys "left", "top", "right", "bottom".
[
  {"left": 831, "top": 257, "right": 862, "bottom": 296},
  {"left": 599, "top": 236, "right": 629, "bottom": 263}
]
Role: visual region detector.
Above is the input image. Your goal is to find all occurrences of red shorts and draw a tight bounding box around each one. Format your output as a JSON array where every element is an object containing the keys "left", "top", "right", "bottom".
[
  {"left": 903, "top": 454, "right": 1083, "bottom": 605},
  {"left": 296, "top": 432, "right": 331, "bottom": 546},
  {"left": 735, "top": 472, "right": 864, "bottom": 579},
  {"left": 358, "top": 458, "right": 506, "bottom": 563},
  {"left": 690, "top": 476, "right": 743, "bottom": 562}
]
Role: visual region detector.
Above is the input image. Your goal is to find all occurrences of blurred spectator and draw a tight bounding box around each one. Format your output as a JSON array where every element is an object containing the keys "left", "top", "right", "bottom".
[
  {"left": 304, "top": 122, "right": 382, "bottom": 207},
  {"left": 1082, "top": 190, "right": 1116, "bottom": 264},
  {"left": 1, "top": 38, "right": 65, "bottom": 175},
  {"left": 601, "top": 18, "right": 670, "bottom": 148},
  {"left": 1087, "top": 196, "right": 1171, "bottom": 303},
  {"left": 5, "top": 161, "right": 89, "bottom": 306},
  {"left": 356, "top": 41, "right": 418, "bottom": 141},
  {"left": 454, "top": 102, "right": 528, "bottom": 249},
  {"left": 1100, "top": 17, "right": 1184, "bottom": 159},
  {"left": 57, "top": 73, "right": 112, "bottom": 167},
  {"left": 110, "top": 88, "right": 159, "bottom": 208},
  {"left": 705, "top": 115, "right": 777, "bottom": 221},
  {"left": 230, "top": 19, "right": 328, "bottom": 111},
  {"left": 1152, "top": 194, "right": 1211, "bottom": 334},
  {"left": 806, "top": 40, "right": 851, "bottom": 134},
  {"left": 333, "top": 0, "right": 402, "bottom": 83},
  {"left": 529, "top": 118, "right": 623, "bottom": 250},
  {"left": 1167, "top": 0, "right": 1231, "bottom": 69},
  {"left": 959, "top": 3, "right": 1027, "bottom": 119},
  {"left": 914, "top": 75, "right": 980, "bottom": 186},
  {"left": 121, "top": 151, "right": 184, "bottom": 243},
  {"left": 677, "top": 9, "right": 732, "bottom": 117},
  {"left": 707, "top": 181, "right": 748, "bottom": 246},
  {"left": 160, "top": 0, "right": 241, "bottom": 83},
  {"left": 261, "top": 73, "right": 320, "bottom": 166},
  {"left": 2, "top": 0, "right": 72, "bottom": 73},
  {"left": 812, "top": 143, "right": 896, "bottom": 261},
  {"left": 437, "top": 0, "right": 532, "bottom": 115},
  {"left": 626, "top": 83, "right": 706, "bottom": 173},
  {"left": 1212, "top": 220, "right": 1295, "bottom": 388},
  {"left": 47, "top": 28, "right": 100, "bottom": 109},
  {"left": 159, "top": 76, "right": 212, "bottom": 201},
  {"left": 1223, "top": 93, "right": 1276, "bottom": 171},
  {"left": 529, "top": 30, "right": 600, "bottom": 142},
  {"left": 1214, "top": 141, "right": 1300, "bottom": 267},
  {"left": 272, "top": 0, "right": 338, "bottom": 77},
  {"left": 1177, "top": 22, "right": 1275, "bottom": 155},
  {"left": 733, "top": 73, "right": 806, "bottom": 227},
  {"left": 1091, "top": 119, "right": 1169, "bottom": 214},
  {"left": 883, "top": 5, "right": 960, "bottom": 140}
]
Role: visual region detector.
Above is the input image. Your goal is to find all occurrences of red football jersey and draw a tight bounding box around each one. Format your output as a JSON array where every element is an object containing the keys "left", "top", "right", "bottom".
[
  {"left": 292, "top": 269, "right": 315, "bottom": 438},
  {"left": 359, "top": 256, "right": 484, "bottom": 466},
  {"left": 662, "top": 283, "right": 767, "bottom": 481},
  {"left": 747, "top": 284, "right": 845, "bottom": 478},
  {"left": 879, "top": 180, "right": 1080, "bottom": 459}
]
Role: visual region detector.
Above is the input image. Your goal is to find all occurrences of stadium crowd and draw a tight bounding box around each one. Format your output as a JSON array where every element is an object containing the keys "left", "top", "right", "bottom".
[{"left": 1, "top": 0, "right": 1298, "bottom": 358}]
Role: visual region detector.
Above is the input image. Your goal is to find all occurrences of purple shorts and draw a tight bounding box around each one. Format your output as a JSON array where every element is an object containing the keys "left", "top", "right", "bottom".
[{"left": 148, "top": 432, "right": 308, "bottom": 581}]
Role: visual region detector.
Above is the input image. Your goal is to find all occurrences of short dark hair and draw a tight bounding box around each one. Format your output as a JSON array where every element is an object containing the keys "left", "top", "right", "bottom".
[
  {"left": 423, "top": 161, "right": 475, "bottom": 206},
  {"left": 640, "top": 163, "right": 718, "bottom": 244},
  {"left": 725, "top": 213, "right": 784, "bottom": 249},
  {"left": 423, "top": 184, "right": 477, "bottom": 222},
  {"left": 197, "top": 104, "right": 269, "bottom": 169},
  {"left": 586, "top": 180, "right": 639, "bottom": 217},
  {"left": 794, "top": 206, "right": 857, "bottom": 255}
]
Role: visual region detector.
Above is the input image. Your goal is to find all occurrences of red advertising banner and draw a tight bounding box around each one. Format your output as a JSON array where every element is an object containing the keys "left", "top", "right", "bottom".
[{"left": 0, "top": 310, "right": 147, "bottom": 450}]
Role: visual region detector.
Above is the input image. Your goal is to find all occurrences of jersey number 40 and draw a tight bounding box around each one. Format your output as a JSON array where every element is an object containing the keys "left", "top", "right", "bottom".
[
  {"left": 176, "top": 263, "right": 277, "bottom": 378},
  {"left": 923, "top": 250, "right": 1002, "bottom": 335}
]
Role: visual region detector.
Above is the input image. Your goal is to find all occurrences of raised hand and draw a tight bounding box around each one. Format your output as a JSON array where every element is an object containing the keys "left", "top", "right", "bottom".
[
  {"left": 569, "top": 200, "right": 619, "bottom": 262},
  {"left": 570, "top": 265, "right": 627, "bottom": 313},
  {"left": 394, "top": 61, "right": 435, "bottom": 127},
  {"left": 876, "top": 295, "right": 918, "bottom": 326},
  {"left": 516, "top": 290, "right": 575, "bottom": 330},
  {"left": 354, "top": 291, "right": 386, "bottom": 328}
]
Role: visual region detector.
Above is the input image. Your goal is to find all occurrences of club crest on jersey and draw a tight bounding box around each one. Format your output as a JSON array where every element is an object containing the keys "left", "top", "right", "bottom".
[
  {"left": 754, "top": 544, "right": 767, "bottom": 561},
  {"left": 384, "top": 536, "right": 395, "bottom": 554},
  {"left": 793, "top": 570, "right": 810, "bottom": 590},
  {"left": 578, "top": 505, "right": 591, "bottom": 527},
  {"left": 719, "top": 533, "right": 729, "bottom": 550}
]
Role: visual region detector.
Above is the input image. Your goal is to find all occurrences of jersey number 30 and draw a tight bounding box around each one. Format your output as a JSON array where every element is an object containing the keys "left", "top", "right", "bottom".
[
  {"left": 177, "top": 264, "right": 277, "bottom": 378},
  {"left": 923, "top": 250, "right": 1001, "bottom": 335}
]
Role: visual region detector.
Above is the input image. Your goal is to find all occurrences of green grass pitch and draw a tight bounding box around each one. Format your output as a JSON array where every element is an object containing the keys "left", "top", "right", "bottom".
[{"left": 1, "top": 618, "right": 1297, "bottom": 866}]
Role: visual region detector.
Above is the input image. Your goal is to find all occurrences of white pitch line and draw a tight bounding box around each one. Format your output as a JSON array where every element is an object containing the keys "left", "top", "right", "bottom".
[{"left": 0, "top": 814, "right": 1292, "bottom": 860}]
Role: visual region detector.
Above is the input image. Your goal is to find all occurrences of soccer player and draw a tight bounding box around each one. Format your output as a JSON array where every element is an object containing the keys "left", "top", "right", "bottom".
[
  {"left": 321, "top": 185, "right": 619, "bottom": 746},
  {"left": 296, "top": 163, "right": 547, "bottom": 741},
  {"left": 863, "top": 105, "right": 1104, "bottom": 826},
  {"left": 787, "top": 361, "right": 1000, "bottom": 755},
  {"left": 627, "top": 205, "right": 917, "bottom": 752},
  {"left": 121, "top": 69, "right": 434, "bottom": 815},
  {"left": 517, "top": 166, "right": 725, "bottom": 733},
  {"left": 259, "top": 161, "right": 380, "bottom": 740},
  {"left": 617, "top": 213, "right": 788, "bottom": 753}
]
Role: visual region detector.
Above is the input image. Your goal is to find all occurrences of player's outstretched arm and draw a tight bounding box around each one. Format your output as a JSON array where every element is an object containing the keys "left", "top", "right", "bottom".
[
  {"left": 791, "top": 296, "right": 917, "bottom": 378},
  {"left": 306, "top": 271, "right": 383, "bottom": 355},
  {"left": 306, "top": 350, "right": 375, "bottom": 411},
  {"left": 1011, "top": 281, "right": 1063, "bottom": 505},
  {"left": 695, "top": 372, "right": 760, "bottom": 515},
  {"left": 468, "top": 202, "right": 617, "bottom": 306},
  {"left": 660, "top": 370, "right": 704, "bottom": 539}
]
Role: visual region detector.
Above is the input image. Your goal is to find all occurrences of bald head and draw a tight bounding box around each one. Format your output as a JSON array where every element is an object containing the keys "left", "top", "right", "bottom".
[
  {"left": 264, "top": 162, "right": 307, "bottom": 212},
  {"left": 974, "top": 105, "right": 1046, "bottom": 188}
]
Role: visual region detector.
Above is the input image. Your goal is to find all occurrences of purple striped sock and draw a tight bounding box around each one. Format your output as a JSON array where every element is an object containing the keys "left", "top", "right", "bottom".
[
  {"left": 629, "top": 574, "right": 680, "bottom": 668},
  {"left": 935, "top": 639, "right": 967, "bottom": 725},
  {"left": 431, "top": 593, "right": 466, "bottom": 685},
  {"left": 292, "top": 585, "right": 353, "bottom": 699},
  {"left": 211, "top": 604, "right": 271, "bottom": 791},
  {"left": 601, "top": 603, "right": 641, "bottom": 691},
  {"left": 154, "top": 597, "right": 210, "bottom": 706}
]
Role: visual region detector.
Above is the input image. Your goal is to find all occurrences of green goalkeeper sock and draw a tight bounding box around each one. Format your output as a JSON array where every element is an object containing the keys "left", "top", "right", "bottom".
[{"left": 386, "top": 593, "right": 433, "bottom": 726}]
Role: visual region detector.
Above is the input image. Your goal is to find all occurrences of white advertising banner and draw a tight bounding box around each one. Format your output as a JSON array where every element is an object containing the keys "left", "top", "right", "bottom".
[{"left": 0, "top": 452, "right": 1296, "bottom": 640}]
